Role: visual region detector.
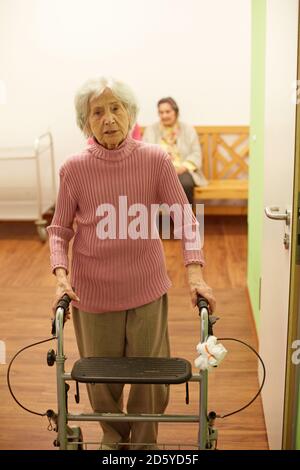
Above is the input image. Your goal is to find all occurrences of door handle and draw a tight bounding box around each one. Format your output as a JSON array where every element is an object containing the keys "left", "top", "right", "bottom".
[{"left": 264, "top": 206, "right": 291, "bottom": 225}]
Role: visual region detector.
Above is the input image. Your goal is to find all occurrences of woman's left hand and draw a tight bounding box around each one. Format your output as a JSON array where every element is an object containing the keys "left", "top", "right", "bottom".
[{"left": 187, "top": 264, "right": 216, "bottom": 313}]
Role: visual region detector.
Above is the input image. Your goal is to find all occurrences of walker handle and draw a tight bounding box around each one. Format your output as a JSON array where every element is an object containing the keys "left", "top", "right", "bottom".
[
  {"left": 51, "top": 294, "right": 72, "bottom": 335},
  {"left": 56, "top": 293, "right": 72, "bottom": 312},
  {"left": 196, "top": 295, "right": 210, "bottom": 314},
  {"left": 197, "top": 295, "right": 219, "bottom": 336}
]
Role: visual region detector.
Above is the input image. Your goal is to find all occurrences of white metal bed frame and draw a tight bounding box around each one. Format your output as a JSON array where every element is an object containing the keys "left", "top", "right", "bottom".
[{"left": 0, "top": 132, "right": 56, "bottom": 241}]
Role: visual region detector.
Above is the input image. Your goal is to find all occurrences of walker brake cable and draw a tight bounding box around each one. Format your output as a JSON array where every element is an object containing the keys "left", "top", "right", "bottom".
[{"left": 7, "top": 337, "right": 56, "bottom": 417}]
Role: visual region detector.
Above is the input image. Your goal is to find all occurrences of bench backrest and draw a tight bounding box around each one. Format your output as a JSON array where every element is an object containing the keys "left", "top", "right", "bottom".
[{"left": 140, "top": 125, "right": 249, "bottom": 180}]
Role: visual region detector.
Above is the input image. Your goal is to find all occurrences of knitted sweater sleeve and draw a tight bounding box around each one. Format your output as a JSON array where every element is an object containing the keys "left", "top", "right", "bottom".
[
  {"left": 46, "top": 165, "right": 77, "bottom": 274},
  {"left": 157, "top": 154, "right": 205, "bottom": 267}
]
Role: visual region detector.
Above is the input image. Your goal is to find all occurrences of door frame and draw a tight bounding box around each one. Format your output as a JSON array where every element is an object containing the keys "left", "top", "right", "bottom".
[{"left": 283, "top": 0, "right": 300, "bottom": 449}]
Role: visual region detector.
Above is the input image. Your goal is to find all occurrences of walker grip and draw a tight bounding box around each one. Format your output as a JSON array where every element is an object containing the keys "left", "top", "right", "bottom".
[
  {"left": 51, "top": 294, "right": 71, "bottom": 335},
  {"left": 196, "top": 295, "right": 210, "bottom": 313},
  {"left": 197, "top": 295, "right": 218, "bottom": 335},
  {"left": 56, "top": 293, "right": 72, "bottom": 312}
]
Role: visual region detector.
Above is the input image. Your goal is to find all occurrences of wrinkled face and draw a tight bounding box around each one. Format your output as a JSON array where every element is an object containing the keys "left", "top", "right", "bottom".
[
  {"left": 87, "top": 88, "right": 130, "bottom": 149},
  {"left": 158, "top": 102, "right": 177, "bottom": 127}
]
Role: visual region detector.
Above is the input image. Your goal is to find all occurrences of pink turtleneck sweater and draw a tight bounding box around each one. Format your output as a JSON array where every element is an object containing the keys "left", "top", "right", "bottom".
[{"left": 47, "top": 136, "right": 204, "bottom": 313}]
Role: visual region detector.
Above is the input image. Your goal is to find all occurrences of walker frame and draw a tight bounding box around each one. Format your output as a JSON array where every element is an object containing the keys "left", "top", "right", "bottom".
[{"left": 47, "top": 296, "right": 218, "bottom": 451}]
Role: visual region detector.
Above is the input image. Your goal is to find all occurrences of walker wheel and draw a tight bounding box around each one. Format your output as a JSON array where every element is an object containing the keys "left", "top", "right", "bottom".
[
  {"left": 35, "top": 220, "right": 48, "bottom": 242},
  {"left": 36, "top": 224, "right": 47, "bottom": 242},
  {"left": 67, "top": 427, "right": 84, "bottom": 450}
]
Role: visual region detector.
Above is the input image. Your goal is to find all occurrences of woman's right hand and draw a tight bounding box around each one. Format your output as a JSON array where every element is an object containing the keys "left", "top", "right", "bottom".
[{"left": 52, "top": 269, "right": 80, "bottom": 320}]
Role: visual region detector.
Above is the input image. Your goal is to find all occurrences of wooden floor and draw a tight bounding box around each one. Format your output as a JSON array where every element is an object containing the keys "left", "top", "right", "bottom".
[{"left": 0, "top": 216, "right": 268, "bottom": 450}]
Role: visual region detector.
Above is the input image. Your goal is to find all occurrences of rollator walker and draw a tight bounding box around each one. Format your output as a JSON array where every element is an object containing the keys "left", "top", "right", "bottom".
[{"left": 46, "top": 294, "right": 218, "bottom": 450}]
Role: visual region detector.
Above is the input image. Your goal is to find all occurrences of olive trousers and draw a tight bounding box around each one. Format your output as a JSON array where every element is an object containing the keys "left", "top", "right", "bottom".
[{"left": 72, "top": 293, "right": 170, "bottom": 450}]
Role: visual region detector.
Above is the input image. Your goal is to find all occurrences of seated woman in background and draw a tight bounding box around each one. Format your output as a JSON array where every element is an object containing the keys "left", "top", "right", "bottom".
[{"left": 143, "top": 97, "right": 207, "bottom": 204}]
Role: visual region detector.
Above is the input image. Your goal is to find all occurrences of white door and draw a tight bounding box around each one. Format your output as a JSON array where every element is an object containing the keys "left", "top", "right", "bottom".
[{"left": 259, "top": 0, "right": 299, "bottom": 450}]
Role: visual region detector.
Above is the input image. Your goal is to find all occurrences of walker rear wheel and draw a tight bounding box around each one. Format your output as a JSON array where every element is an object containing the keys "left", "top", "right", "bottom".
[{"left": 35, "top": 220, "right": 48, "bottom": 242}]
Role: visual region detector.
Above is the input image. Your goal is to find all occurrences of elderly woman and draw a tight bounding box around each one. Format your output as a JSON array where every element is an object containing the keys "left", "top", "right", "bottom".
[
  {"left": 47, "top": 77, "right": 216, "bottom": 451},
  {"left": 143, "top": 97, "right": 207, "bottom": 205}
]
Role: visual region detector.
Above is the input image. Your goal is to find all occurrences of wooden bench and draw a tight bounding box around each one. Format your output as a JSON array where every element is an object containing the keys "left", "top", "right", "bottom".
[
  {"left": 193, "top": 126, "right": 249, "bottom": 215},
  {"left": 140, "top": 125, "right": 249, "bottom": 215}
]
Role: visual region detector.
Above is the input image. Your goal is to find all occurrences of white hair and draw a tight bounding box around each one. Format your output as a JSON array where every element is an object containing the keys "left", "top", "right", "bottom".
[{"left": 74, "top": 76, "right": 139, "bottom": 137}]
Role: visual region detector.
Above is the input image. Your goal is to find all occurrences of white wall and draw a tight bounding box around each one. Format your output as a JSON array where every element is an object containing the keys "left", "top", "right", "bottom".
[{"left": 0, "top": 0, "right": 251, "bottom": 171}]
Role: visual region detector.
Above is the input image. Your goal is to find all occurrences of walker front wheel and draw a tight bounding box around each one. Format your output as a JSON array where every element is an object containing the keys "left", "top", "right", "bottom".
[{"left": 66, "top": 426, "right": 84, "bottom": 450}]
